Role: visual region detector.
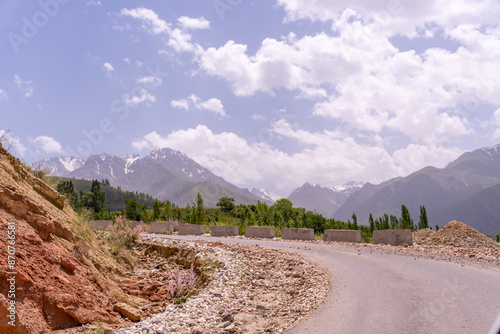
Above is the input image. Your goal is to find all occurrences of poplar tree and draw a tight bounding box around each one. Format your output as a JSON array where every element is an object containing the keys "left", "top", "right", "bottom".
[{"left": 419, "top": 205, "right": 429, "bottom": 229}]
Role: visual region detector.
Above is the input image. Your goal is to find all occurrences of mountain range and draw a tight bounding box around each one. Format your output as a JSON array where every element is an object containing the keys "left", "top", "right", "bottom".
[
  {"left": 36, "top": 148, "right": 270, "bottom": 207},
  {"left": 333, "top": 144, "right": 500, "bottom": 236},
  {"left": 287, "top": 182, "right": 365, "bottom": 218},
  {"left": 36, "top": 144, "right": 500, "bottom": 236}
]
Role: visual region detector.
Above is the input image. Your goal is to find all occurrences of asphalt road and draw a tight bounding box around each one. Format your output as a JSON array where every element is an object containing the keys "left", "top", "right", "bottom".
[{"left": 144, "top": 234, "right": 500, "bottom": 334}]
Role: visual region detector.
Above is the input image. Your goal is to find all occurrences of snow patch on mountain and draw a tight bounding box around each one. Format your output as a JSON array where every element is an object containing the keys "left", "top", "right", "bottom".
[{"left": 251, "top": 188, "right": 282, "bottom": 203}]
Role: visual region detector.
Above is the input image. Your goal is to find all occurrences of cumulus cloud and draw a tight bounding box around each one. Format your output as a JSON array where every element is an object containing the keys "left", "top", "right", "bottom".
[
  {"left": 30, "top": 136, "right": 65, "bottom": 154},
  {"left": 13, "top": 74, "right": 34, "bottom": 98},
  {"left": 178, "top": 16, "right": 210, "bottom": 30},
  {"left": 276, "top": 0, "right": 500, "bottom": 37},
  {"left": 0, "top": 130, "right": 27, "bottom": 156},
  {"left": 120, "top": 7, "right": 170, "bottom": 34},
  {"left": 124, "top": 88, "right": 156, "bottom": 107},
  {"left": 132, "top": 124, "right": 461, "bottom": 189},
  {"left": 252, "top": 114, "right": 265, "bottom": 121},
  {"left": 170, "top": 94, "right": 227, "bottom": 117},
  {"left": 103, "top": 62, "right": 114, "bottom": 72},
  {"left": 0, "top": 89, "right": 7, "bottom": 101}
]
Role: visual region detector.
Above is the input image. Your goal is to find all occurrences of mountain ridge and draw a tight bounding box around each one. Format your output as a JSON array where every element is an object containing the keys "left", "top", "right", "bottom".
[{"left": 35, "top": 148, "right": 270, "bottom": 207}]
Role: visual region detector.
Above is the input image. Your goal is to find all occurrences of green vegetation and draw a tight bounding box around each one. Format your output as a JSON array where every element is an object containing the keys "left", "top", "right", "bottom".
[
  {"left": 50, "top": 176, "right": 155, "bottom": 211},
  {"left": 53, "top": 176, "right": 433, "bottom": 243}
]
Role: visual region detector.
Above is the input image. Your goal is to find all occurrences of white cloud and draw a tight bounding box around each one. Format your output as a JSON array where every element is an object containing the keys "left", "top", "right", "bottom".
[
  {"left": 123, "top": 4, "right": 500, "bottom": 147},
  {"left": 31, "top": 136, "right": 65, "bottom": 154},
  {"left": 136, "top": 76, "right": 162, "bottom": 89},
  {"left": 0, "top": 89, "right": 7, "bottom": 101},
  {"left": 178, "top": 16, "right": 210, "bottom": 30},
  {"left": 0, "top": 130, "right": 27, "bottom": 156},
  {"left": 86, "top": 1, "right": 102, "bottom": 6},
  {"left": 132, "top": 124, "right": 461, "bottom": 189},
  {"left": 124, "top": 58, "right": 131, "bottom": 64},
  {"left": 170, "top": 99, "right": 190, "bottom": 110},
  {"left": 124, "top": 88, "right": 156, "bottom": 107},
  {"left": 103, "top": 62, "right": 114, "bottom": 72},
  {"left": 493, "top": 108, "right": 500, "bottom": 139},
  {"left": 252, "top": 114, "right": 265, "bottom": 121},
  {"left": 276, "top": 0, "right": 500, "bottom": 37},
  {"left": 120, "top": 7, "right": 170, "bottom": 34},
  {"left": 13, "top": 74, "right": 34, "bottom": 98},
  {"left": 170, "top": 94, "right": 227, "bottom": 117}
]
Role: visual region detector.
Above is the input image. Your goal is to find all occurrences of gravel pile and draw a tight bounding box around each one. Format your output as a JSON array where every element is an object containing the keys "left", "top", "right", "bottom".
[
  {"left": 417, "top": 221, "right": 499, "bottom": 248},
  {"left": 412, "top": 228, "right": 436, "bottom": 244}
]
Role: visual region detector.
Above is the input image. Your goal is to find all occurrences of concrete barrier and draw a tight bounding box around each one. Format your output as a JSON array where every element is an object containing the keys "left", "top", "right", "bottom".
[
  {"left": 245, "top": 226, "right": 275, "bottom": 238},
  {"left": 282, "top": 228, "right": 315, "bottom": 241},
  {"left": 373, "top": 229, "right": 413, "bottom": 246},
  {"left": 89, "top": 220, "right": 113, "bottom": 230},
  {"left": 324, "top": 230, "right": 362, "bottom": 243},
  {"left": 129, "top": 221, "right": 144, "bottom": 231},
  {"left": 178, "top": 224, "right": 205, "bottom": 235},
  {"left": 149, "top": 222, "right": 174, "bottom": 234},
  {"left": 211, "top": 225, "right": 239, "bottom": 237}
]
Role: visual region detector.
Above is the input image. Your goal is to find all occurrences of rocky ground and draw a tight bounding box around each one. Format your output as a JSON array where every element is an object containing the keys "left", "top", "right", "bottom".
[{"left": 105, "top": 237, "right": 330, "bottom": 334}]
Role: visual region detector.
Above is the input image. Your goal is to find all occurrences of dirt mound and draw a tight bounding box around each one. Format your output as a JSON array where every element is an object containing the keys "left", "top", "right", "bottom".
[
  {"left": 412, "top": 228, "right": 436, "bottom": 244},
  {"left": 0, "top": 144, "right": 127, "bottom": 334},
  {"left": 418, "top": 221, "right": 499, "bottom": 248}
]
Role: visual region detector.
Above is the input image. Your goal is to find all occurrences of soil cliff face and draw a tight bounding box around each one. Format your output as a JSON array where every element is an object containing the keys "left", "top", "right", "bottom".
[{"left": 0, "top": 144, "right": 123, "bottom": 333}]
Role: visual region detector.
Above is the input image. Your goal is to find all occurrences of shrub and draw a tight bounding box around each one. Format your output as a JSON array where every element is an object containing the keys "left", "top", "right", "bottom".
[
  {"left": 106, "top": 216, "right": 142, "bottom": 254},
  {"left": 165, "top": 264, "right": 198, "bottom": 300}
]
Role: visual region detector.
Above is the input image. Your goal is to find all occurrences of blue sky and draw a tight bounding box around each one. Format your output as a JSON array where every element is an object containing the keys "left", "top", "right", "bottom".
[{"left": 1, "top": 0, "right": 500, "bottom": 196}]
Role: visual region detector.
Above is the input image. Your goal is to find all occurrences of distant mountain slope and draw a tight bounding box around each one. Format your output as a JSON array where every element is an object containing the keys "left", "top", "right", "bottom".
[
  {"left": 35, "top": 148, "right": 264, "bottom": 207},
  {"left": 250, "top": 188, "right": 282, "bottom": 204},
  {"left": 287, "top": 182, "right": 364, "bottom": 217},
  {"left": 334, "top": 144, "right": 500, "bottom": 235},
  {"left": 35, "top": 156, "right": 84, "bottom": 177},
  {"left": 432, "top": 183, "right": 500, "bottom": 236}
]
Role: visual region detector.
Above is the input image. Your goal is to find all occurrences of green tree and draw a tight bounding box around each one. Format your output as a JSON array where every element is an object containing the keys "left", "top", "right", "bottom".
[
  {"left": 496, "top": 235, "right": 499, "bottom": 242},
  {"left": 401, "top": 205, "right": 412, "bottom": 230},
  {"left": 195, "top": 192, "right": 205, "bottom": 224},
  {"left": 352, "top": 212, "right": 358, "bottom": 230},
  {"left": 369, "top": 213, "right": 375, "bottom": 232},
  {"left": 216, "top": 197, "right": 235, "bottom": 212},
  {"left": 91, "top": 180, "right": 106, "bottom": 213},
  {"left": 125, "top": 198, "right": 143, "bottom": 221},
  {"left": 152, "top": 199, "right": 162, "bottom": 221},
  {"left": 272, "top": 199, "right": 294, "bottom": 223},
  {"left": 435, "top": 224, "right": 440, "bottom": 231},
  {"left": 419, "top": 205, "right": 429, "bottom": 230}
]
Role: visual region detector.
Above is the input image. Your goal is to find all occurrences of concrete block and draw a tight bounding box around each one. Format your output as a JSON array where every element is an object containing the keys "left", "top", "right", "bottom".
[
  {"left": 245, "top": 226, "right": 275, "bottom": 238},
  {"left": 211, "top": 225, "right": 239, "bottom": 237},
  {"left": 149, "top": 222, "right": 174, "bottom": 234},
  {"left": 129, "top": 221, "right": 144, "bottom": 231},
  {"left": 282, "top": 228, "right": 315, "bottom": 241},
  {"left": 178, "top": 224, "right": 205, "bottom": 235},
  {"left": 324, "top": 230, "right": 362, "bottom": 243},
  {"left": 372, "top": 229, "right": 413, "bottom": 246},
  {"left": 89, "top": 220, "right": 113, "bottom": 230}
]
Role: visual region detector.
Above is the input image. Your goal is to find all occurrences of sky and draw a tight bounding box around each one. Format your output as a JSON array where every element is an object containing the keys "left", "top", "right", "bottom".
[{"left": 1, "top": 0, "right": 500, "bottom": 197}]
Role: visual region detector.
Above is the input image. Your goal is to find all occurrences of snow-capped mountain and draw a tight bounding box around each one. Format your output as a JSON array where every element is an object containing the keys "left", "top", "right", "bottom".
[
  {"left": 34, "top": 148, "right": 268, "bottom": 206},
  {"left": 330, "top": 181, "right": 366, "bottom": 195},
  {"left": 34, "top": 156, "right": 84, "bottom": 177},
  {"left": 250, "top": 188, "right": 282, "bottom": 204},
  {"left": 287, "top": 182, "right": 364, "bottom": 218}
]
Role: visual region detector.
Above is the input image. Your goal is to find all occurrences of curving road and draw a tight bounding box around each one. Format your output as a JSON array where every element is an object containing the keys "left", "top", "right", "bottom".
[{"left": 144, "top": 234, "right": 500, "bottom": 334}]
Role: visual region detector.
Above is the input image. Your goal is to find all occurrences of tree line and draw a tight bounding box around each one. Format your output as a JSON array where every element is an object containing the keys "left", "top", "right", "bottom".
[{"left": 57, "top": 180, "right": 437, "bottom": 241}]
